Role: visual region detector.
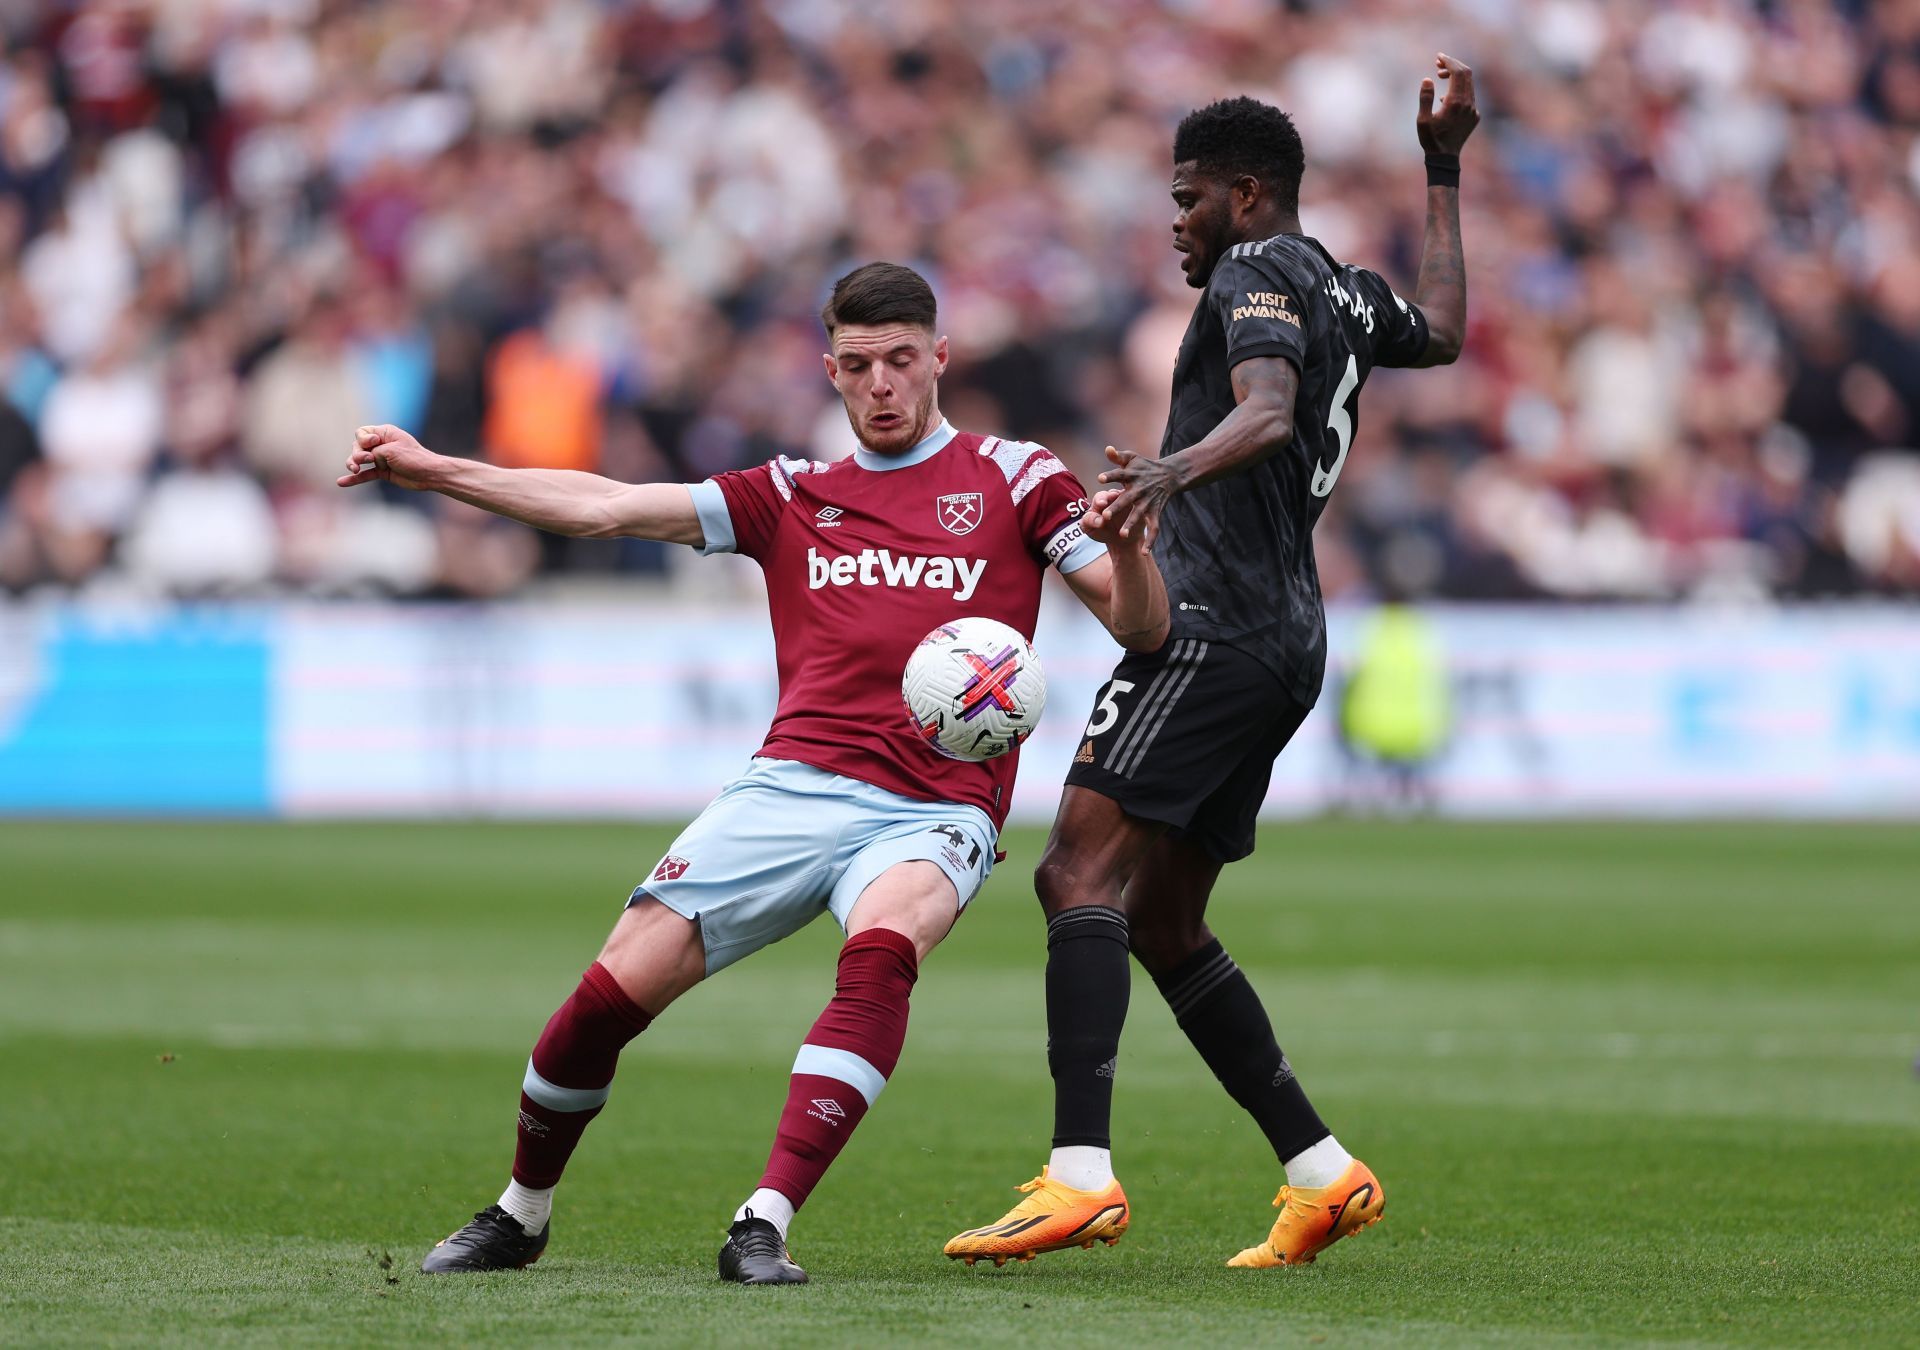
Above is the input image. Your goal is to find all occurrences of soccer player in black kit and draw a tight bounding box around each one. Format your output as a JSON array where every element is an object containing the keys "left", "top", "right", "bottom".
[{"left": 947, "top": 54, "right": 1478, "bottom": 1270}]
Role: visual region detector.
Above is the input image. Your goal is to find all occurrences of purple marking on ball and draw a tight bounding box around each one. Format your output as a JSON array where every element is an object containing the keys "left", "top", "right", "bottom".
[{"left": 960, "top": 647, "right": 1021, "bottom": 722}]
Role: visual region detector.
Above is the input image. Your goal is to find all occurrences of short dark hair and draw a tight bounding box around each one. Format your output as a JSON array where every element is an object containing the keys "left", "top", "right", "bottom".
[
  {"left": 1173, "top": 96, "right": 1306, "bottom": 212},
  {"left": 821, "top": 262, "right": 937, "bottom": 334}
]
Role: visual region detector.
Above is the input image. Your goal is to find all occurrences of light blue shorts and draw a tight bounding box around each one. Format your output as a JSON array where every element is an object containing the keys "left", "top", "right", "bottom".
[{"left": 629, "top": 757, "right": 998, "bottom": 975}]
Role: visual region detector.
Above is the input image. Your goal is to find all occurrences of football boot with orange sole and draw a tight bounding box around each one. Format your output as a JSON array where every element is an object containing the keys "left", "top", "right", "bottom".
[
  {"left": 944, "top": 1169, "right": 1130, "bottom": 1267},
  {"left": 1226, "top": 1158, "right": 1385, "bottom": 1268}
]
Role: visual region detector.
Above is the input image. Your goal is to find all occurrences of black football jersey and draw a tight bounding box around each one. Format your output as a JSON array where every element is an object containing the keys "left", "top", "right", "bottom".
[{"left": 1154, "top": 233, "right": 1429, "bottom": 704}]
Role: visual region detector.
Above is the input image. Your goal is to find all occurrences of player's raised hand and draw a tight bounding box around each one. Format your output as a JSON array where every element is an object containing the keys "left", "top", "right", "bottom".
[
  {"left": 1095, "top": 445, "right": 1182, "bottom": 548},
  {"left": 1417, "top": 52, "right": 1478, "bottom": 156},
  {"left": 1082, "top": 487, "right": 1147, "bottom": 552},
  {"left": 338, "top": 424, "right": 437, "bottom": 491}
]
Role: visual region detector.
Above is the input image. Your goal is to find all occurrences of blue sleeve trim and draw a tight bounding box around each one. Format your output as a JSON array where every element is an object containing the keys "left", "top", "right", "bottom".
[
  {"left": 688, "top": 480, "right": 737, "bottom": 555},
  {"left": 1056, "top": 532, "right": 1107, "bottom": 574}
]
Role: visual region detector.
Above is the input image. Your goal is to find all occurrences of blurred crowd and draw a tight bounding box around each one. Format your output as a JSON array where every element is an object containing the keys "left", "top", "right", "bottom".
[{"left": 2, "top": 0, "right": 1918, "bottom": 603}]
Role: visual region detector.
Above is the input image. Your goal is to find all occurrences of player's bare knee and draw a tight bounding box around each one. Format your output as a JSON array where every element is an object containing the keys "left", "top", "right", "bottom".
[
  {"left": 845, "top": 861, "right": 958, "bottom": 960},
  {"left": 1033, "top": 848, "right": 1115, "bottom": 917},
  {"left": 1031, "top": 853, "right": 1077, "bottom": 915},
  {"left": 596, "top": 897, "right": 705, "bottom": 1010},
  {"left": 1127, "top": 911, "right": 1210, "bottom": 977}
]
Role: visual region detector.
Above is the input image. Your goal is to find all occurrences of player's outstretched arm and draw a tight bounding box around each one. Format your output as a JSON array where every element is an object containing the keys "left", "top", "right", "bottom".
[
  {"left": 1410, "top": 52, "right": 1477, "bottom": 367},
  {"left": 1096, "top": 356, "right": 1298, "bottom": 546},
  {"left": 337, "top": 425, "right": 705, "bottom": 546},
  {"left": 1067, "top": 489, "right": 1171, "bottom": 651}
]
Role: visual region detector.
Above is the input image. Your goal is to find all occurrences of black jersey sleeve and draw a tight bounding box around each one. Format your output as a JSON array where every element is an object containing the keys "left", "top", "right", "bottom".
[
  {"left": 1205, "top": 249, "right": 1311, "bottom": 373},
  {"left": 1345, "top": 266, "right": 1430, "bottom": 368}
]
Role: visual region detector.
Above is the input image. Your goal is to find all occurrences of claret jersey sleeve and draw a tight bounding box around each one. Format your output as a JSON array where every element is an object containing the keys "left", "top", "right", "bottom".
[
  {"left": 984, "top": 439, "right": 1106, "bottom": 575},
  {"left": 687, "top": 456, "right": 821, "bottom": 562},
  {"left": 1205, "top": 245, "right": 1313, "bottom": 373}
]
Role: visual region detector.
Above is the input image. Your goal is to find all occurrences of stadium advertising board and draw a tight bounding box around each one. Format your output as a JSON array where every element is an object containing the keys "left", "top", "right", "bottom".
[{"left": 1, "top": 602, "right": 1915, "bottom": 819}]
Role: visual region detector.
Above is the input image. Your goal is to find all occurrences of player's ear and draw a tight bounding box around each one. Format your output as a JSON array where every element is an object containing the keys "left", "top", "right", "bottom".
[
  {"left": 933, "top": 334, "right": 949, "bottom": 373},
  {"left": 822, "top": 352, "right": 839, "bottom": 385},
  {"left": 1232, "top": 173, "right": 1261, "bottom": 219}
]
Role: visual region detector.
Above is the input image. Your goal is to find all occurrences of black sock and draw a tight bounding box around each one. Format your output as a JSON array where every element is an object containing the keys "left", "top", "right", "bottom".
[
  {"left": 1153, "top": 939, "right": 1329, "bottom": 1163},
  {"left": 1046, "top": 906, "right": 1131, "bottom": 1149}
]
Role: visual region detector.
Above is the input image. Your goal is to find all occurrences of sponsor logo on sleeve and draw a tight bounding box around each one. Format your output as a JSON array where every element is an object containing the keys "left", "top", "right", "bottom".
[
  {"left": 1233, "top": 291, "right": 1302, "bottom": 328},
  {"left": 1044, "top": 523, "right": 1086, "bottom": 563}
]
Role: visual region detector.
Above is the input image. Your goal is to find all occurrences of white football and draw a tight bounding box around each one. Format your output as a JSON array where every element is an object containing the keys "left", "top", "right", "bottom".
[{"left": 902, "top": 617, "right": 1047, "bottom": 762}]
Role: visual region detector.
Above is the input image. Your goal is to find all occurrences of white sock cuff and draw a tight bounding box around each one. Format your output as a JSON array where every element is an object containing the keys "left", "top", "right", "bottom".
[
  {"left": 1282, "top": 1136, "right": 1354, "bottom": 1190},
  {"left": 1046, "top": 1145, "right": 1114, "bottom": 1192},
  {"left": 734, "top": 1187, "right": 796, "bottom": 1240},
  {"left": 498, "top": 1179, "right": 554, "bottom": 1235}
]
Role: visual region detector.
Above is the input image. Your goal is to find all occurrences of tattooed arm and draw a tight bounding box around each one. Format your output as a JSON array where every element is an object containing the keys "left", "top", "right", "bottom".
[{"left": 1411, "top": 53, "right": 1477, "bottom": 368}]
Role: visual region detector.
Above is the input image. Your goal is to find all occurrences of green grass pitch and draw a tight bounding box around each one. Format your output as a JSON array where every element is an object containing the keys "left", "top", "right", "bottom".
[{"left": 2, "top": 819, "right": 1916, "bottom": 1346}]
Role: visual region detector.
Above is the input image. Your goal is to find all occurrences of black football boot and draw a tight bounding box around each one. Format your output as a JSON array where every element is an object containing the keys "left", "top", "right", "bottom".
[
  {"left": 718, "top": 1212, "right": 809, "bottom": 1285},
  {"left": 420, "top": 1205, "right": 549, "bottom": 1272}
]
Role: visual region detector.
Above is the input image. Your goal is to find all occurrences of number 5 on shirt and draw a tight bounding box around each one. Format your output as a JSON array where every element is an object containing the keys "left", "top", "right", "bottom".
[{"left": 1311, "top": 354, "right": 1361, "bottom": 498}]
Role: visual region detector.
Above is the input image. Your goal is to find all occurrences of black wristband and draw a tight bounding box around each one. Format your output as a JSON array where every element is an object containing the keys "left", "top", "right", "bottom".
[{"left": 1425, "top": 152, "right": 1461, "bottom": 188}]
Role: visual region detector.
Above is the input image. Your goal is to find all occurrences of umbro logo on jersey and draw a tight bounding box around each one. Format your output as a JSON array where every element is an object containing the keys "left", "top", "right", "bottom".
[
  {"left": 815, "top": 506, "right": 844, "bottom": 528},
  {"left": 807, "top": 547, "right": 985, "bottom": 601},
  {"left": 936, "top": 492, "right": 983, "bottom": 536}
]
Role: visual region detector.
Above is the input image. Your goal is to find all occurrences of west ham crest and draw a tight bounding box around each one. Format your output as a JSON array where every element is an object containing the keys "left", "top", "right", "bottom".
[{"left": 936, "top": 492, "right": 983, "bottom": 536}]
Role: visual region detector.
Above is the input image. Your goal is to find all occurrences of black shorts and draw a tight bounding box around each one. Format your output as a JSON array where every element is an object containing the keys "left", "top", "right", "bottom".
[{"left": 1063, "top": 637, "right": 1310, "bottom": 864}]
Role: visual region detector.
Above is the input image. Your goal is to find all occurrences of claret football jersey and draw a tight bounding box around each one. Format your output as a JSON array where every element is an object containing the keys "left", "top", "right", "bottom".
[{"left": 686, "top": 420, "right": 1104, "bottom": 828}]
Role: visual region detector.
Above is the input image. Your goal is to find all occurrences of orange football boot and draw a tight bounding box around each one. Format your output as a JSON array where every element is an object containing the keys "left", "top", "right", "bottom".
[
  {"left": 944, "top": 1170, "right": 1130, "bottom": 1267},
  {"left": 1226, "top": 1159, "right": 1385, "bottom": 1268}
]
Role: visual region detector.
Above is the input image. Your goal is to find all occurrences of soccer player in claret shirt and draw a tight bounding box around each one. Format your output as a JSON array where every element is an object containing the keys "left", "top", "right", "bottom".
[
  {"left": 337, "top": 262, "right": 1169, "bottom": 1284},
  {"left": 947, "top": 56, "right": 1477, "bottom": 1269}
]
